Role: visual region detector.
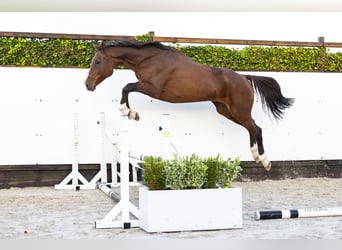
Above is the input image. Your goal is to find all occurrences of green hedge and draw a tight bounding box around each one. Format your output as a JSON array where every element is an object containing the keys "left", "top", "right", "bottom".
[
  {"left": 0, "top": 37, "right": 96, "bottom": 68},
  {"left": 178, "top": 45, "right": 342, "bottom": 72},
  {"left": 1, "top": 36, "right": 342, "bottom": 72}
]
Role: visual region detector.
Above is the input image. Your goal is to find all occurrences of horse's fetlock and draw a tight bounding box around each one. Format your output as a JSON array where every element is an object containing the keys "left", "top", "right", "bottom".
[
  {"left": 119, "top": 103, "right": 130, "bottom": 116},
  {"left": 251, "top": 144, "right": 260, "bottom": 162}
]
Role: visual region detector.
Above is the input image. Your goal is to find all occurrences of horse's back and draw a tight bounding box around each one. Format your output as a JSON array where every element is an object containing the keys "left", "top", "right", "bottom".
[{"left": 210, "top": 67, "right": 252, "bottom": 89}]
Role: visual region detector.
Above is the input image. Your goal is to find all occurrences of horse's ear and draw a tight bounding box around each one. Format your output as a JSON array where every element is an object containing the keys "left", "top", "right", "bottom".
[{"left": 94, "top": 42, "right": 105, "bottom": 51}]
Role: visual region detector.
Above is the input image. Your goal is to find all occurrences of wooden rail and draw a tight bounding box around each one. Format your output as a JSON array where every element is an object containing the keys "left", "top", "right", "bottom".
[
  {"left": 0, "top": 31, "right": 134, "bottom": 41},
  {"left": 1, "top": 31, "right": 342, "bottom": 48}
]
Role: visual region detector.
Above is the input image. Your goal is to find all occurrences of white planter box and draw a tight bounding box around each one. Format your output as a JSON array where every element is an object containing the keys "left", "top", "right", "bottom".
[{"left": 139, "top": 186, "right": 242, "bottom": 232}]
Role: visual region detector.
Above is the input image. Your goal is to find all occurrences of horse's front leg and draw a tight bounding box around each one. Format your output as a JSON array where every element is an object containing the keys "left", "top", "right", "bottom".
[{"left": 119, "top": 82, "right": 140, "bottom": 121}]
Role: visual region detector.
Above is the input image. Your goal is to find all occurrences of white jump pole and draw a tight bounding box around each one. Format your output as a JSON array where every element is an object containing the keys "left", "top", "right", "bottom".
[
  {"left": 95, "top": 115, "right": 139, "bottom": 229},
  {"left": 255, "top": 207, "right": 342, "bottom": 220},
  {"left": 128, "top": 153, "right": 146, "bottom": 161}
]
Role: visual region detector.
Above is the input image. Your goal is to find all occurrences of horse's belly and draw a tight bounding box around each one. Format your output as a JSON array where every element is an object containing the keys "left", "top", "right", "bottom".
[{"left": 159, "top": 89, "right": 212, "bottom": 103}]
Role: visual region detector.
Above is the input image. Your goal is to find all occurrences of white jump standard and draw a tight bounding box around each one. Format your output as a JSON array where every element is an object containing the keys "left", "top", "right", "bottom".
[
  {"left": 95, "top": 115, "right": 139, "bottom": 229},
  {"left": 55, "top": 113, "right": 109, "bottom": 190},
  {"left": 255, "top": 207, "right": 342, "bottom": 220}
]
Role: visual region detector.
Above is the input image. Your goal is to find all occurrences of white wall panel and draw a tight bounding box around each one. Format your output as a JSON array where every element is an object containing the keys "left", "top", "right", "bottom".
[{"left": 0, "top": 67, "right": 341, "bottom": 165}]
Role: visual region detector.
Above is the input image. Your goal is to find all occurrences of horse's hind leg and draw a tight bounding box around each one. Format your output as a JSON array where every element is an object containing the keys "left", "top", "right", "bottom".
[
  {"left": 212, "top": 101, "right": 271, "bottom": 171},
  {"left": 213, "top": 101, "right": 260, "bottom": 162},
  {"left": 245, "top": 120, "right": 271, "bottom": 171}
]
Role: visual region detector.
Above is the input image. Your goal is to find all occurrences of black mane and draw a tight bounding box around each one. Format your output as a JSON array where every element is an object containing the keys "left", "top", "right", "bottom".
[{"left": 105, "top": 40, "right": 171, "bottom": 51}]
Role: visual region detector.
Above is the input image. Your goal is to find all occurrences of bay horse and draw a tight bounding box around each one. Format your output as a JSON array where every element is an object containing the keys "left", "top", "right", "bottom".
[{"left": 85, "top": 40, "right": 294, "bottom": 171}]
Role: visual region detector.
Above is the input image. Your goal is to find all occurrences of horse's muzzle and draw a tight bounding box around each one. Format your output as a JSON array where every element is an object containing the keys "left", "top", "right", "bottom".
[{"left": 85, "top": 79, "right": 96, "bottom": 91}]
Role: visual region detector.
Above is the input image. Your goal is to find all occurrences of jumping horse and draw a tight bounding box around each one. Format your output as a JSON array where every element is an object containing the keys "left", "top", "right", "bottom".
[{"left": 85, "top": 40, "right": 294, "bottom": 171}]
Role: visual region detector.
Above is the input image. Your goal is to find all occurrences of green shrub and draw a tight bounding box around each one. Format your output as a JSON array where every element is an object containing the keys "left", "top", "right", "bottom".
[
  {"left": 202, "top": 155, "right": 221, "bottom": 189},
  {"left": 165, "top": 154, "right": 208, "bottom": 190},
  {"left": 203, "top": 154, "right": 241, "bottom": 188},
  {"left": 141, "top": 156, "right": 166, "bottom": 190},
  {"left": 216, "top": 157, "right": 241, "bottom": 188},
  {"left": 141, "top": 154, "right": 241, "bottom": 190}
]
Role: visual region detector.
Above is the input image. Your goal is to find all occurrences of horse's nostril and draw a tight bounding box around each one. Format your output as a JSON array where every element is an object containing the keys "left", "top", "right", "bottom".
[
  {"left": 85, "top": 80, "right": 91, "bottom": 90},
  {"left": 85, "top": 81, "right": 95, "bottom": 91}
]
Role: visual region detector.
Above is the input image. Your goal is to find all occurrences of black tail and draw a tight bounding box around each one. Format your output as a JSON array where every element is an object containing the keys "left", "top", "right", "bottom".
[{"left": 245, "top": 75, "right": 294, "bottom": 120}]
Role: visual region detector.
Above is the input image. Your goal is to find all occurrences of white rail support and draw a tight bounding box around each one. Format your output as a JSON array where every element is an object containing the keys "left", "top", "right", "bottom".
[{"left": 95, "top": 115, "right": 139, "bottom": 229}]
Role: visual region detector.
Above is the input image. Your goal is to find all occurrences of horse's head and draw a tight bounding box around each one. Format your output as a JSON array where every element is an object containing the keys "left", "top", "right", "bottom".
[{"left": 85, "top": 42, "right": 116, "bottom": 91}]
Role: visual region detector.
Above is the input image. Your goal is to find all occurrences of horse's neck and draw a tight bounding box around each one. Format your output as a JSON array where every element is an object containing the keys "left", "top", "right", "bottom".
[{"left": 111, "top": 47, "right": 160, "bottom": 69}]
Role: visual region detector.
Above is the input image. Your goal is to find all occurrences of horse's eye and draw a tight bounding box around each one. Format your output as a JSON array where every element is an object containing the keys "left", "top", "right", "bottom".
[{"left": 95, "top": 60, "right": 101, "bottom": 65}]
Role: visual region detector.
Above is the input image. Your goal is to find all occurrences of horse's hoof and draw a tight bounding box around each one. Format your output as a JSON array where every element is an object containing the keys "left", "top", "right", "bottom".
[
  {"left": 259, "top": 154, "right": 271, "bottom": 171},
  {"left": 128, "top": 111, "right": 140, "bottom": 121},
  {"left": 264, "top": 162, "right": 272, "bottom": 171}
]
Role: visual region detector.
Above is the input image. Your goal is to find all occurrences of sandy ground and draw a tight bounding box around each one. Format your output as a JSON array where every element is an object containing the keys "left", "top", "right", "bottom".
[{"left": 0, "top": 178, "right": 341, "bottom": 239}]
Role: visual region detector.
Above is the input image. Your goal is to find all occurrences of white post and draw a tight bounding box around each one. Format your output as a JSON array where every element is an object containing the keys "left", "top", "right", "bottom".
[
  {"left": 103, "top": 121, "right": 119, "bottom": 186},
  {"left": 119, "top": 115, "right": 130, "bottom": 226},
  {"left": 161, "top": 114, "right": 172, "bottom": 159},
  {"left": 99, "top": 112, "right": 107, "bottom": 183},
  {"left": 55, "top": 113, "right": 90, "bottom": 190},
  {"left": 72, "top": 113, "right": 79, "bottom": 186},
  {"left": 95, "top": 115, "right": 139, "bottom": 229},
  {"left": 160, "top": 114, "right": 178, "bottom": 158},
  {"left": 111, "top": 147, "right": 118, "bottom": 185}
]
